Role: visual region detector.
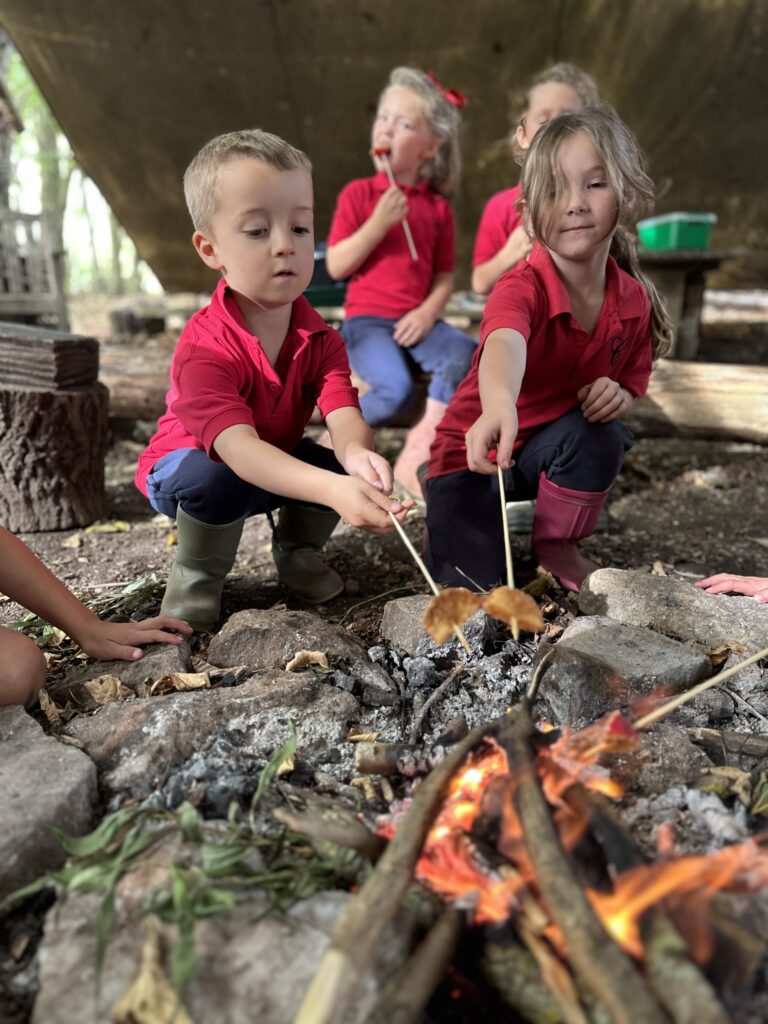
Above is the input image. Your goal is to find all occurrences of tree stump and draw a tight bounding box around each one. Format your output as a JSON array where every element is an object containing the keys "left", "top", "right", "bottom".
[{"left": 0, "top": 383, "right": 109, "bottom": 531}]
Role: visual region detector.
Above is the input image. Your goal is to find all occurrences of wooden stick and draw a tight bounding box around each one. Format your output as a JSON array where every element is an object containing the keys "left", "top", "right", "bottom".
[
  {"left": 293, "top": 717, "right": 504, "bottom": 1024},
  {"left": 379, "top": 152, "right": 419, "bottom": 261},
  {"left": 497, "top": 708, "right": 666, "bottom": 1024},
  {"left": 497, "top": 462, "right": 514, "bottom": 589},
  {"left": 687, "top": 726, "right": 768, "bottom": 760},
  {"left": 388, "top": 511, "right": 471, "bottom": 655},
  {"left": 634, "top": 646, "right": 768, "bottom": 730},
  {"left": 408, "top": 662, "right": 465, "bottom": 744}
]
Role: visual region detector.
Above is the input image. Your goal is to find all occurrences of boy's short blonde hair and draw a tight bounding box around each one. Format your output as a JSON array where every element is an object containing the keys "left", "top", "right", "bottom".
[{"left": 183, "top": 128, "right": 312, "bottom": 232}]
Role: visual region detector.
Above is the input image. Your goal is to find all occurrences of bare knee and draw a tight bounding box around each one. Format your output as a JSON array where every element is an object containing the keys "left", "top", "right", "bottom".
[{"left": 0, "top": 626, "right": 47, "bottom": 707}]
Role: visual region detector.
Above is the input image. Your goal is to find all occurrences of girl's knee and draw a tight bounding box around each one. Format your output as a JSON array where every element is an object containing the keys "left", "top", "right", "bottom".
[{"left": 0, "top": 628, "right": 47, "bottom": 707}]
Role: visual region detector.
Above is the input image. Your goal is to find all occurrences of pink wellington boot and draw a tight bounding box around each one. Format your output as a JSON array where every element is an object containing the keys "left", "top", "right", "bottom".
[{"left": 532, "top": 472, "right": 610, "bottom": 592}]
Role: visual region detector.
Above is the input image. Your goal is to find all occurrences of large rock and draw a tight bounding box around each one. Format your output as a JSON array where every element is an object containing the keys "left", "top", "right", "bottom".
[
  {"left": 208, "top": 608, "right": 394, "bottom": 695},
  {"left": 558, "top": 616, "right": 712, "bottom": 693},
  {"left": 0, "top": 707, "right": 97, "bottom": 901},
  {"left": 33, "top": 854, "right": 415, "bottom": 1024},
  {"left": 380, "top": 595, "right": 498, "bottom": 660},
  {"left": 606, "top": 724, "right": 713, "bottom": 798},
  {"left": 579, "top": 569, "right": 768, "bottom": 651},
  {"left": 63, "top": 671, "right": 358, "bottom": 801}
]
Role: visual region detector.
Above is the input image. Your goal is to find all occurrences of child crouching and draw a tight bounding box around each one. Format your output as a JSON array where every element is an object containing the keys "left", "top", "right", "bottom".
[{"left": 136, "top": 129, "right": 411, "bottom": 629}]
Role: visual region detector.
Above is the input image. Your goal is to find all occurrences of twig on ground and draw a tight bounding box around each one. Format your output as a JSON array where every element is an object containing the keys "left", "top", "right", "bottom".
[
  {"left": 408, "top": 663, "right": 466, "bottom": 744},
  {"left": 338, "top": 584, "right": 419, "bottom": 626},
  {"left": 719, "top": 685, "right": 768, "bottom": 726},
  {"left": 687, "top": 727, "right": 768, "bottom": 760},
  {"left": 526, "top": 645, "right": 555, "bottom": 703}
]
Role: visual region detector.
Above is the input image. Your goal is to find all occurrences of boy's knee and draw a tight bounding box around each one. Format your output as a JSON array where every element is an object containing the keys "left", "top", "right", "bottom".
[{"left": 0, "top": 629, "right": 47, "bottom": 707}]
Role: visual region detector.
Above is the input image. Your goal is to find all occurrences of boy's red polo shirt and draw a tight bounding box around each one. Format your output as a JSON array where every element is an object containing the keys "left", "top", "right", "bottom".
[
  {"left": 427, "top": 244, "right": 652, "bottom": 481},
  {"left": 135, "top": 279, "right": 360, "bottom": 496},
  {"left": 327, "top": 172, "right": 455, "bottom": 319},
  {"left": 471, "top": 183, "right": 523, "bottom": 267}
]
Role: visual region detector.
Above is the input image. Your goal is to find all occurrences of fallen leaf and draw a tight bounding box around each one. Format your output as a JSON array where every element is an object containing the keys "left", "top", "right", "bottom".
[
  {"left": 346, "top": 727, "right": 380, "bottom": 743},
  {"left": 483, "top": 586, "right": 545, "bottom": 641},
  {"left": 166, "top": 532, "right": 178, "bottom": 547},
  {"left": 39, "top": 690, "right": 61, "bottom": 725},
  {"left": 10, "top": 932, "right": 30, "bottom": 961},
  {"left": 651, "top": 560, "right": 668, "bottom": 576},
  {"left": 150, "top": 671, "right": 210, "bottom": 695},
  {"left": 276, "top": 755, "right": 295, "bottom": 777},
  {"left": 698, "top": 766, "right": 753, "bottom": 807},
  {"left": 286, "top": 650, "right": 329, "bottom": 672},
  {"left": 84, "top": 519, "right": 132, "bottom": 534},
  {"left": 61, "top": 533, "right": 82, "bottom": 549},
  {"left": 523, "top": 568, "right": 557, "bottom": 599},
  {"left": 55, "top": 734, "right": 85, "bottom": 749},
  {"left": 112, "top": 921, "right": 193, "bottom": 1024},
  {"left": 84, "top": 675, "right": 135, "bottom": 704},
  {"left": 422, "top": 588, "right": 481, "bottom": 645}
]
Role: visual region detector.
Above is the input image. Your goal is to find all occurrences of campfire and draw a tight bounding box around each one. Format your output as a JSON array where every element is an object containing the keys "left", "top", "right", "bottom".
[{"left": 294, "top": 668, "right": 768, "bottom": 1024}]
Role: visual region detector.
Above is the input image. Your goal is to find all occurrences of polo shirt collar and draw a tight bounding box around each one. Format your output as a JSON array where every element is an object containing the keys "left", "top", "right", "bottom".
[
  {"left": 529, "top": 244, "right": 646, "bottom": 324},
  {"left": 372, "top": 171, "right": 430, "bottom": 195},
  {"left": 210, "top": 277, "right": 329, "bottom": 342}
]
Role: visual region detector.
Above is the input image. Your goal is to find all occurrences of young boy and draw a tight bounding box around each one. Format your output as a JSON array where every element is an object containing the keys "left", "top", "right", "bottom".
[{"left": 135, "top": 129, "right": 411, "bottom": 630}]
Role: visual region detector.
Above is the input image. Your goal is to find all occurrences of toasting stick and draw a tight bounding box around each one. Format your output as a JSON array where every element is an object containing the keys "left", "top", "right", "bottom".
[{"left": 373, "top": 145, "right": 418, "bottom": 262}]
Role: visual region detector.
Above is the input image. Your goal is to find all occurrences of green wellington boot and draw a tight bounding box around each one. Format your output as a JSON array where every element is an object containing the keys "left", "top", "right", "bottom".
[
  {"left": 272, "top": 503, "right": 344, "bottom": 604},
  {"left": 161, "top": 507, "right": 245, "bottom": 630}
]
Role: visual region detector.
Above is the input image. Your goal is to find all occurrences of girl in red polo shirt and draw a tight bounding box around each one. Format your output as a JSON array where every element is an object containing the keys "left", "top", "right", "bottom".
[
  {"left": 472, "top": 63, "right": 600, "bottom": 297},
  {"left": 424, "top": 107, "right": 672, "bottom": 593},
  {"left": 326, "top": 66, "right": 476, "bottom": 498}
]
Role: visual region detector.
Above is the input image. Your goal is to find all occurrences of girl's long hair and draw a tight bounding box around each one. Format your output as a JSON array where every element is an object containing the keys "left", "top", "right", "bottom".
[
  {"left": 520, "top": 107, "right": 673, "bottom": 358},
  {"left": 382, "top": 67, "right": 463, "bottom": 197},
  {"left": 511, "top": 62, "right": 600, "bottom": 160}
]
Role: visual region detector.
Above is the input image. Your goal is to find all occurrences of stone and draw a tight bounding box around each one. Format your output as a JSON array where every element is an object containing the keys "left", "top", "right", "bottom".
[
  {"left": 403, "top": 656, "right": 440, "bottom": 690},
  {"left": 533, "top": 645, "right": 630, "bottom": 730},
  {"left": 558, "top": 616, "right": 712, "bottom": 695},
  {"left": 33, "top": 879, "right": 415, "bottom": 1024},
  {"left": 63, "top": 671, "right": 359, "bottom": 801},
  {"left": 579, "top": 569, "right": 768, "bottom": 652},
  {"left": 380, "top": 595, "right": 497, "bottom": 660},
  {"left": 0, "top": 707, "right": 97, "bottom": 901},
  {"left": 207, "top": 608, "right": 394, "bottom": 694},
  {"left": 606, "top": 724, "right": 713, "bottom": 797}
]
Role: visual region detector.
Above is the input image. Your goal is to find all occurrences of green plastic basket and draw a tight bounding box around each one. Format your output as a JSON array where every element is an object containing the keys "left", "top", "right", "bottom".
[{"left": 637, "top": 212, "right": 717, "bottom": 251}]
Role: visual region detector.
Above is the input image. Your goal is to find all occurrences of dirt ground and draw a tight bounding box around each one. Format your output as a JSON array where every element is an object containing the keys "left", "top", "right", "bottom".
[{"left": 2, "top": 296, "right": 767, "bottom": 645}]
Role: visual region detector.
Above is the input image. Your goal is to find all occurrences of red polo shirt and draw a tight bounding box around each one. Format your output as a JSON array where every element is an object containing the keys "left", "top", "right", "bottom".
[
  {"left": 427, "top": 244, "right": 652, "bottom": 480},
  {"left": 472, "top": 184, "right": 523, "bottom": 267},
  {"left": 135, "top": 279, "right": 360, "bottom": 496},
  {"left": 327, "top": 172, "right": 455, "bottom": 319}
]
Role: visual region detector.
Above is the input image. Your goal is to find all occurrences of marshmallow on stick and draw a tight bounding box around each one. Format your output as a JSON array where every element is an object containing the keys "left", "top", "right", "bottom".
[{"left": 373, "top": 146, "right": 418, "bottom": 262}]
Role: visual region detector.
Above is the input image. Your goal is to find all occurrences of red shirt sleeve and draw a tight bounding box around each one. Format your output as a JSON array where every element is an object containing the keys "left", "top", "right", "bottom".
[
  {"left": 618, "top": 306, "right": 654, "bottom": 397},
  {"left": 171, "top": 333, "right": 255, "bottom": 458},
  {"left": 479, "top": 267, "right": 539, "bottom": 343},
  {"left": 472, "top": 191, "right": 522, "bottom": 267},
  {"left": 312, "top": 327, "right": 361, "bottom": 417},
  {"left": 327, "top": 182, "right": 364, "bottom": 247},
  {"left": 432, "top": 199, "right": 455, "bottom": 275}
]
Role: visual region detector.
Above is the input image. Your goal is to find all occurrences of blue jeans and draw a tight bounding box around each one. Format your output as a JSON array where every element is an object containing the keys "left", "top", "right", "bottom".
[
  {"left": 341, "top": 315, "right": 476, "bottom": 426},
  {"left": 145, "top": 438, "right": 345, "bottom": 525},
  {"left": 423, "top": 406, "right": 634, "bottom": 590}
]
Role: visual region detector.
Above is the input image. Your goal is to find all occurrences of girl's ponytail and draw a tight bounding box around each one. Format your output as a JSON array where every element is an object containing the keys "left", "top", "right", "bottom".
[{"left": 610, "top": 226, "right": 673, "bottom": 359}]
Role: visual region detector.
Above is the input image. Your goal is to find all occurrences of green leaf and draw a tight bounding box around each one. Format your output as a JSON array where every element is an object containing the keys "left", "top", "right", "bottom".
[
  {"left": 177, "top": 802, "right": 202, "bottom": 844},
  {"left": 93, "top": 890, "right": 117, "bottom": 980},
  {"left": 50, "top": 807, "right": 142, "bottom": 857},
  {"left": 751, "top": 779, "right": 768, "bottom": 817},
  {"left": 200, "top": 843, "right": 249, "bottom": 877},
  {"left": 249, "top": 725, "right": 298, "bottom": 824}
]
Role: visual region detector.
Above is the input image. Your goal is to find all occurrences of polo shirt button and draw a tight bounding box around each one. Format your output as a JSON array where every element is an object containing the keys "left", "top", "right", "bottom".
[{"left": 269, "top": 383, "right": 279, "bottom": 392}]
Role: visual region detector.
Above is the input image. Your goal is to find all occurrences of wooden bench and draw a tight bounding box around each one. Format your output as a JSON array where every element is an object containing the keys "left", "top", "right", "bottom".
[{"left": 638, "top": 248, "right": 748, "bottom": 359}]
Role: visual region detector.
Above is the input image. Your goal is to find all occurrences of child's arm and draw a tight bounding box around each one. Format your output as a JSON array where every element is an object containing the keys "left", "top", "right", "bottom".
[
  {"left": 464, "top": 328, "right": 527, "bottom": 473},
  {"left": 324, "top": 406, "right": 397, "bottom": 494},
  {"left": 214, "top": 426, "right": 408, "bottom": 532},
  {"left": 0, "top": 526, "right": 192, "bottom": 660},
  {"left": 393, "top": 271, "right": 455, "bottom": 348},
  {"left": 471, "top": 226, "right": 533, "bottom": 296},
  {"left": 326, "top": 186, "right": 408, "bottom": 280}
]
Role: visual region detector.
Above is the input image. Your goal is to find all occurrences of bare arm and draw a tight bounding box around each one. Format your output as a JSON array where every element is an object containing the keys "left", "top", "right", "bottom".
[
  {"left": 326, "top": 186, "right": 408, "bottom": 280},
  {"left": 214, "top": 424, "right": 407, "bottom": 531},
  {"left": 464, "top": 328, "right": 527, "bottom": 473},
  {"left": 0, "top": 526, "right": 192, "bottom": 659},
  {"left": 471, "top": 226, "right": 533, "bottom": 295}
]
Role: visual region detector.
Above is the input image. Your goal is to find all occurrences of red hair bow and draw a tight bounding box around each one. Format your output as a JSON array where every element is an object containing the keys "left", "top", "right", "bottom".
[{"left": 426, "top": 70, "right": 467, "bottom": 110}]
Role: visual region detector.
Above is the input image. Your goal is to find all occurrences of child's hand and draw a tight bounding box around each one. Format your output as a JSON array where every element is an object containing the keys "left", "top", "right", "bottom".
[
  {"left": 393, "top": 307, "right": 435, "bottom": 347},
  {"left": 372, "top": 186, "right": 409, "bottom": 233},
  {"left": 502, "top": 224, "right": 533, "bottom": 265},
  {"left": 75, "top": 615, "right": 193, "bottom": 662},
  {"left": 578, "top": 378, "right": 633, "bottom": 422},
  {"left": 331, "top": 477, "right": 414, "bottom": 534},
  {"left": 465, "top": 405, "right": 518, "bottom": 474},
  {"left": 696, "top": 574, "right": 768, "bottom": 604},
  {"left": 343, "top": 444, "right": 394, "bottom": 493}
]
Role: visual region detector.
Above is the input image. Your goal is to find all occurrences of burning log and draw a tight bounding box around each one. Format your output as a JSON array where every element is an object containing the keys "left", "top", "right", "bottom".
[
  {"left": 497, "top": 708, "right": 667, "bottom": 1024},
  {"left": 367, "top": 908, "right": 463, "bottom": 1024},
  {"left": 294, "top": 718, "right": 500, "bottom": 1024}
]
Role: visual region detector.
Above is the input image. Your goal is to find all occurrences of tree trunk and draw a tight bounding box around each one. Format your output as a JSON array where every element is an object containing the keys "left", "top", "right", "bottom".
[
  {"left": 0, "top": 383, "right": 108, "bottom": 531},
  {"left": 79, "top": 171, "right": 102, "bottom": 292},
  {"left": 109, "top": 210, "right": 124, "bottom": 296}
]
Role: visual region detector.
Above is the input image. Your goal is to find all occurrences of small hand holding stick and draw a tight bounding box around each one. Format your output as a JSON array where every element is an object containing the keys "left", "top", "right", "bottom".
[{"left": 373, "top": 146, "right": 418, "bottom": 262}]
